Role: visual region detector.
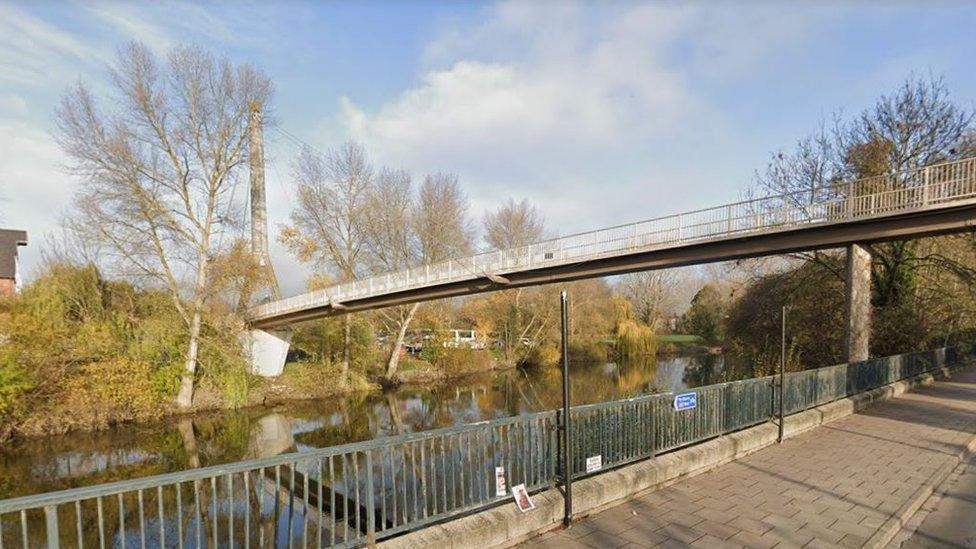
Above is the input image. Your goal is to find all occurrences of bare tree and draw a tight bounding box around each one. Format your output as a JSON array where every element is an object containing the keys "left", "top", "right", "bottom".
[
  {"left": 617, "top": 270, "right": 682, "bottom": 331},
  {"left": 55, "top": 42, "right": 272, "bottom": 408},
  {"left": 414, "top": 173, "right": 474, "bottom": 261},
  {"left": 483, "top": 198, "right": 545, "bottom": 250},
  {"left": 280, "top": 142, "right": 373, "bottom": 384},
  {"left": 364, "top": 169, "right": 420, "bottom": 380},
  {"left": 364, "top": 170, "right": 474, "bottom": 380},
  {"left": 481, "top": 198, "right": 546, "bottom": 360}
]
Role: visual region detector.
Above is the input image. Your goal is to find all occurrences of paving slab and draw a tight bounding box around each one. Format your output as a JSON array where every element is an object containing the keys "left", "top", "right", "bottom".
[{"left": 521, "top": 367, "right": 976, "bottom": 548}]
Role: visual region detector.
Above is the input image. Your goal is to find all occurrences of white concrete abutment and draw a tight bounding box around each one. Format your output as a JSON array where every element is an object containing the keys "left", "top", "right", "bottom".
[{"left": 246, "top": 328, "right": 291, "bottom": 377}]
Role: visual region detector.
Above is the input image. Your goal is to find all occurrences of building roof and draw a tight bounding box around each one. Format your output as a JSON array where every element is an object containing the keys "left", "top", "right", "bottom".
[{"left": 0, "top": 229, "right": 28, "bottom": 280}]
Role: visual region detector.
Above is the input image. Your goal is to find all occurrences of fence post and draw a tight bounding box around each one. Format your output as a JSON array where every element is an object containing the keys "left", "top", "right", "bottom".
[
  {"left": 923, "top": 166, "right": 930, "bottom": 206},
  {"left": 365, "top": 450, "right": 376, "bottom": 545},
  {"left": 560, "top": 290, "right": 573, "bottom": 527},
  {"left": 44, "top": 505, "right": 59, "bottom": 549},
  {"left": 778, "top": 306, "right": 787, "bottom": 443}
]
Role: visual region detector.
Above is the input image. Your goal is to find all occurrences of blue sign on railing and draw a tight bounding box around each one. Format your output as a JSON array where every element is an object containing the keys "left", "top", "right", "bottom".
[{"left": 674, "top": 392, "right": 697, "bottom": 411}]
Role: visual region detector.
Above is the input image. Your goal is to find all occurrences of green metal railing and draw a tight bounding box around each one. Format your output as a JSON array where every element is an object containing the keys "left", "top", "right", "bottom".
[
  {"left": 779, "top": 347, "right": 951, "bottom": 415},
  {"left": 0, "top": 347, "right": 962, "bottom": 548}
]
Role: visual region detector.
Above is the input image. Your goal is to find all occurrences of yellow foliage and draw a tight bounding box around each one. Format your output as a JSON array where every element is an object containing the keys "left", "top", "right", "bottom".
[{"left": 17, "top": 358, "right": 165, "bottom": 436}]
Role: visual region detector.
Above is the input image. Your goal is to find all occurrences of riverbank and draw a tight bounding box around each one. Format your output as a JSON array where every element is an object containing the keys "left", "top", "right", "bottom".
[
  {"left": 0, "top": 352, "right": 728, "bottom": 499},
  {"left": 0, "top": 355, "right": 516, "bottom": 443}
]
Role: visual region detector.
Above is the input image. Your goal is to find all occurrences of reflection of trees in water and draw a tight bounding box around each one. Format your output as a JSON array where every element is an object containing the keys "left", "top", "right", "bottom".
[
  {"left": 501, "top": 357, "right": 662, "bottom": 411},
  {"left": 682, "top": 354, "right": 724, "bottom": 388},
  {"left": 0, "top": 421, "right": 197, "bottom": 499},
  {"left": 293, "top": 399, "right": 374, "bottom": 449}
]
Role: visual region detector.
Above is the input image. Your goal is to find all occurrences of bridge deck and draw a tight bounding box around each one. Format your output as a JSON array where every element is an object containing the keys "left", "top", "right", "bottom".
[
  {"left": 250, "top": 157, "right": 976, "bottom": 328},
  {"left": 523, "top": 366, "right": 976, "bottom": 549}
]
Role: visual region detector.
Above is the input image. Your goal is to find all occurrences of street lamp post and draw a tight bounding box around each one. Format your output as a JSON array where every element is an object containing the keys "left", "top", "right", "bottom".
[
  {"left": 778, "top": 305, "right": 787, "bottom": 443},
  {"left": 560, "top": 290, "right": 573, "bottom": 526}
]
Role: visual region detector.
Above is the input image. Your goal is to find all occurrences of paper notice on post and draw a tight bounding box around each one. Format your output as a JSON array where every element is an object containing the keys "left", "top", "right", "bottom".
[
  {"left": 512, "top": 483, "right": 535, "bottom": 512},
  {"left": 495, "top": 466, "right": 507, "bottom": 496},
  {"left": 586, "top": 455, "right": 603, "bottom": 473}
]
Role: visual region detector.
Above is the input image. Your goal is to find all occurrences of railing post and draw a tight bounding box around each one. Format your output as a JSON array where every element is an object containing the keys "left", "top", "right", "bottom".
[
  {"left": 922, "top": 166, "right": 930, "bottom": 206},
  {"left": 559, "top": 290, "right": 573, "bottom": 527},
  {"left": 44, "top": 505, "right": 59, "bottom": 549},
  {"left": 365, "top": 449, "right": 376, "bottom": 545}
]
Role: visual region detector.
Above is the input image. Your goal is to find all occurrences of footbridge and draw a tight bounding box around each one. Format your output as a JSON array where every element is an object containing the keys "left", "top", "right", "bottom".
[{"left": 247, "top": 157, "right": 976, "bottom": 374}]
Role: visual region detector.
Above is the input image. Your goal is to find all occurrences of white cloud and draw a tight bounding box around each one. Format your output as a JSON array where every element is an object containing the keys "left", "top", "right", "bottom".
[{"left": 338, "top": 2, "right": 817, "bottom": 244}]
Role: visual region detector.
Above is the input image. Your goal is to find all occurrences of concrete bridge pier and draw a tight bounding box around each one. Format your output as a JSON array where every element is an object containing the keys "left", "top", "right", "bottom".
[
  {"left": 247, "top": 328, "right": 291, "bottom": 377},
  {"left": 845, "top": 243, "right": 872, "bottom": 362}
]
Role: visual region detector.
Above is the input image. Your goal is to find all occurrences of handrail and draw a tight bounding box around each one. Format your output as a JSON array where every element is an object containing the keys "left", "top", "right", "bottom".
[{"left": 250, "top": 156, "right": 976, "bottom": 324}]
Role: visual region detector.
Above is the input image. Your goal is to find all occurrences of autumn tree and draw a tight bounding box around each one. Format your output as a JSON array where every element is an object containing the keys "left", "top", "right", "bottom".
[{"left": 56, "top": 42, "right": 272, "bottom": 408}]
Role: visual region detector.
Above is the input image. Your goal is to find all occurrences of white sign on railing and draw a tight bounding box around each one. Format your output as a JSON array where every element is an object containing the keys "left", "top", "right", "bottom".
[
  {"left": 586, "top": 455, "right": 603, "bottom": 473},
  {"left": 495, "top": 466, "right": 507, "bottom": 496}
]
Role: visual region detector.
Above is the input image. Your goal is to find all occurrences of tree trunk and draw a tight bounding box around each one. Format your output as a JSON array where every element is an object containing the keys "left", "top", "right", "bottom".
[
  {"left": 342, "top": 315, "right": 351, "bottom": 387},
  {"left": 176, "top": 307, "right": 203, "bottom": 407},
  {"left": 511, "top": 289, "right": 523, "bottom": 362},
  {"left": 176, "top": 258, "right": 209, "bottom": 408},
  {"left": 385, "top": 303, "right": 420, "bottom": 381}
]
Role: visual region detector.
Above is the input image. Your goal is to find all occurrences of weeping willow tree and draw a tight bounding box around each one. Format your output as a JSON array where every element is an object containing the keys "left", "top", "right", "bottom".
[{"left": 612, "top": 297, "right": 658, "bottom": 358}]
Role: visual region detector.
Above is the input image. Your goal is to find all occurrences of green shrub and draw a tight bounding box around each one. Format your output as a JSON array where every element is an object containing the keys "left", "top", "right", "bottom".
[
  {"left": 0, "top": 349, "right": 33, "bottom": 420},
  {"left": 0, "top": 262, "right": 253, "bottom": 438}
]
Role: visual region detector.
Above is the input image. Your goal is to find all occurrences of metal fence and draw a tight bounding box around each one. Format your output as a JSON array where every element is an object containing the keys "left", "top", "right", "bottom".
[
  {"left": 250, "top": 157, "right": 976, "bottom": 324},
  {"left": 0, "top": 347, "right": 962, "bottom": 548},
  {"left": 780, "top": 347, "right": 951, "bottom": 415}
]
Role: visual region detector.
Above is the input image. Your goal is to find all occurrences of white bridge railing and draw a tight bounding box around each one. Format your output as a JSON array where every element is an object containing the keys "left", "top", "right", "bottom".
[{"left": 251, "top": 156, "right": 976, "bottom": 323}]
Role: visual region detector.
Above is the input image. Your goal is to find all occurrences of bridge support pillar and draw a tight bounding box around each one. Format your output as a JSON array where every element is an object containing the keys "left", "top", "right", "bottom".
[
  {"left": 246, "top": 328, "right": 291, "bottom": 377},
  {"left": 845, "top": 243, "right": 872, "bottom": 362}
]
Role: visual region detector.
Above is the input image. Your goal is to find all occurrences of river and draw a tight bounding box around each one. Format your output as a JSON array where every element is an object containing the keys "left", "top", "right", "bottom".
[{"left": 0, "top": 353, "right": 734, "bottom": 500}]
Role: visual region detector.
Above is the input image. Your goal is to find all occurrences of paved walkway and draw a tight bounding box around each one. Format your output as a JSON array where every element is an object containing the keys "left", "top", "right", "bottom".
[
  {"left": 894, "top": 452, "right": 976, "bottom": 548},
  {"left": 522, "top": 367, "right": 976, "bottom": 548}
]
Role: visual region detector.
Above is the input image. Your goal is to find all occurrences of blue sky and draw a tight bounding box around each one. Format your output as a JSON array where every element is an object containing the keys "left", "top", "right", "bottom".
[{"left": 2, "top": 1, "right": 975, "bottom": 293}]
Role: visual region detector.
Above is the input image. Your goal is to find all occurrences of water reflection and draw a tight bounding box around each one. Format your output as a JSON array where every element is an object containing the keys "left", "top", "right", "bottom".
[{"left": 0, "top": 353, "right": 733, "bottom": 500}]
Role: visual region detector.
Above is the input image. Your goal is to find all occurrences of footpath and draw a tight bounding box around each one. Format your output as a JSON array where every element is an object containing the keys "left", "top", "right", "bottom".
[{"left": 522, "top": 367, "right": 976, "bottom": 548}]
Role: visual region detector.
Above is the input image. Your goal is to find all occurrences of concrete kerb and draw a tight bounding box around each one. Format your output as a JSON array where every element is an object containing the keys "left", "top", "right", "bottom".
[{"left": 379, "top": 365, "right": 962, "bottom": 549}]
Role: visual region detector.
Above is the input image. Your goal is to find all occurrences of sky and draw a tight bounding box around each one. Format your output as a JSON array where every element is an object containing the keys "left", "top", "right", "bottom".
[{"left": 1, "top": 0, "right": 976, "bottom": 294}]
